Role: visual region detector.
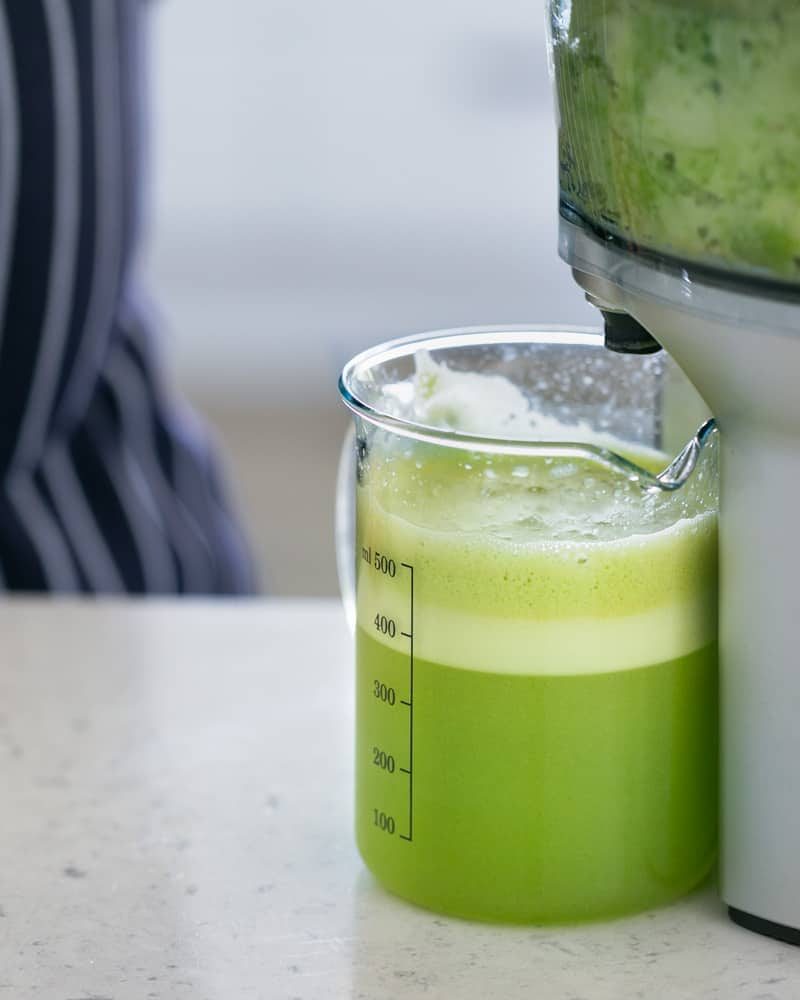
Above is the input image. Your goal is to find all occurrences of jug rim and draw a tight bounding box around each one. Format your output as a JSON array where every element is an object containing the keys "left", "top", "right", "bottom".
[{"left": 338, "top": 325, "right": 717, "bottom": 492}]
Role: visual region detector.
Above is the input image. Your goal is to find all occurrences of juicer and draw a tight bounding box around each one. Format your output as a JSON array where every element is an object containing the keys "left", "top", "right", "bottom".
[{"left": 548, "top": 0, "right": 800, "bottom": 944}]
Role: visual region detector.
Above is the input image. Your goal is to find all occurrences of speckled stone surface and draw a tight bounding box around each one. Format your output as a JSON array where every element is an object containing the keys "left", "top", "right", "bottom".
[{"left": 0, "top": 599, "right": 798, "bottom": 1000}]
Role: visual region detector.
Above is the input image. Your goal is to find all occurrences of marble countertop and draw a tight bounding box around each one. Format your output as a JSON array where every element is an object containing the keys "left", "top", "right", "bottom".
[{"left": 0, "top": 598, "right": 798, "bottom": 1000}]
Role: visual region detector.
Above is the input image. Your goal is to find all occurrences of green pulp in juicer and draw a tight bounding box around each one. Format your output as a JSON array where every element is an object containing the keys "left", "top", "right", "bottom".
[
  {"left": 550, "top": 0, "right": 800, "bottom": 281},
  {"left": 355, "top": 444, "right": 718, "bottom": 922}
]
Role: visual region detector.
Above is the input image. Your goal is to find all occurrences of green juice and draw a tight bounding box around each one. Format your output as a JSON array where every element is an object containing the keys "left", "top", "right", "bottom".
[
  {"left": 354, "top": 435, "right": 718, "bottom": 923},
  {"left": 357, "top": 631, "right": 717, "bottom": 923}
]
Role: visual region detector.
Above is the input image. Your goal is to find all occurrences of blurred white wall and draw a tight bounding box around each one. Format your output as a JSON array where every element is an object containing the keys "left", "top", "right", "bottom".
[{"left": 142, "top": 0, "right": 596, "bottom": 405}]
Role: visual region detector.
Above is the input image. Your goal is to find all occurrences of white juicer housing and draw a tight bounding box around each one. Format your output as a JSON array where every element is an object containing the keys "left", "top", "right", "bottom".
[{"left": 562, "top": 216, "right": 800, "bottom": 943}]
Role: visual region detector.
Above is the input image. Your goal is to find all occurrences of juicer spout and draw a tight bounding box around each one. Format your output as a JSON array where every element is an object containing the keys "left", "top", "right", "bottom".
[
  {"left": 600, "top": 311, "right": 662, "bottom": 355},
  {"left": 570, "top": 266, "right": 662, "bottom": 355}
]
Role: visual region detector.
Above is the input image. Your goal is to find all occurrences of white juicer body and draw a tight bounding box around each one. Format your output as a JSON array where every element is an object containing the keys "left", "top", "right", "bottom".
[{"left": 563, "top": 217, "right": 800, "bottom": 942}]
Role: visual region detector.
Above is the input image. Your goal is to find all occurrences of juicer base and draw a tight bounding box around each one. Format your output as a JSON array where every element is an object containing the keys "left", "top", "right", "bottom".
[{"left": 729, "top": 907, "right": 800, "bottom": 947}]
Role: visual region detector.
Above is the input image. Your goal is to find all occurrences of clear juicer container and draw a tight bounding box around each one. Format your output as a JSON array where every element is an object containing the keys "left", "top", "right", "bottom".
[{"left": 549, "top": 0, "right": 800, "bottom": 287}]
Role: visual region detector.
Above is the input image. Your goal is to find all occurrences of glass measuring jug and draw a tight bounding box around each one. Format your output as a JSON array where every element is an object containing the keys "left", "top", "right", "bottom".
[{"left": 336, "top": 326, "right": 719, "bottom": 923}]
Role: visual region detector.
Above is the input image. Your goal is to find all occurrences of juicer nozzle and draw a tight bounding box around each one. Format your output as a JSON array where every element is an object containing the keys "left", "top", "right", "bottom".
[
  {"left": 569, "top": 267, "right": 663, "bottom": 355},
  {"left": 600, "top": 310, "right": 662, "bottom": 355}
]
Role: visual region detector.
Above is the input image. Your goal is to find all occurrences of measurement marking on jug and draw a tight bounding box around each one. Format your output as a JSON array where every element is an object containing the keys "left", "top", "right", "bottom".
[
  {"left": 374, "top": 613, "right": 397, "bottom": 638},
  {"left": 363, "top": 545, "right": 397, "bottom": 578},
  {"left": 373, "top": 809, "right": 396, "bottom": 834},
  {"left": 399, "top": 561, "right": 415, "bottom": 843},
  {"left": 372, "top": 746, "right": 396, "bottom": 773}
]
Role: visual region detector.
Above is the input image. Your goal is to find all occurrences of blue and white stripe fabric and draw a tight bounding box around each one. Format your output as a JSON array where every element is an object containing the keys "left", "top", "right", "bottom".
[{"left": 0, "top": 0, "right": 256, "bottom": 593}]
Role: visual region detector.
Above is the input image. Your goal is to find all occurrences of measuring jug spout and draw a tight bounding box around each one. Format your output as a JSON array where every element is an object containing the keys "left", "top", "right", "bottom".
[{"left": 654, "top": 418, "right": 718, "bottom": 492}]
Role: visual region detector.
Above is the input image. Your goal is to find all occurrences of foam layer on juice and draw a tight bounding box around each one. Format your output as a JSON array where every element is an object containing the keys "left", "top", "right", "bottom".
[
  {"left": 357, "top": 515, "right": 716, "bottom": 674},
  {"left": 382, "top": 349, "right": 660, "bottom": 452},
  {"left": 356, "top": 361, "right": 717, "bottom": 675}
]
